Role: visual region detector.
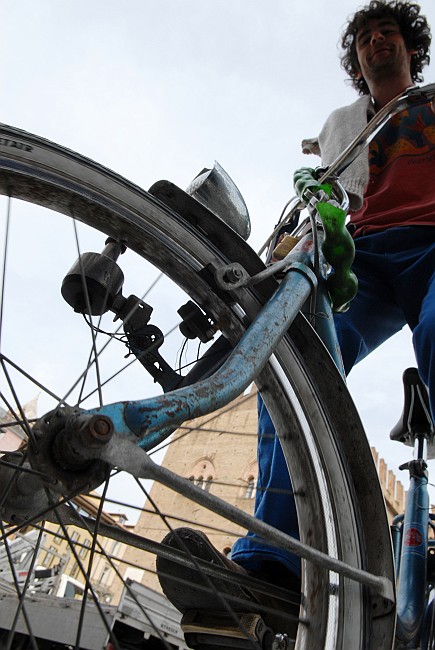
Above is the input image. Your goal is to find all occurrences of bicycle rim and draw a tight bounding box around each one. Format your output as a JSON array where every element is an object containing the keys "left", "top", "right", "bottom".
[
  {"left": 422, "top": 594, "right": 435, "bottom": 649},
  {"left": 0, "top": 124, "right": 395, "bottom": 650}
]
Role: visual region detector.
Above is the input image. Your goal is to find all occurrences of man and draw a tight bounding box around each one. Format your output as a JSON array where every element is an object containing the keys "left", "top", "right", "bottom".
[{"left": 157, "top": 0, "right": 434, "bottom": 643}]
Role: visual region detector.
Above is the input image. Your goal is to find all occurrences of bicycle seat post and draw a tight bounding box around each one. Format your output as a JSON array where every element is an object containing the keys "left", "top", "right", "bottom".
[
  {"left": 399, "top": 433, "right": 429, "bottom": 482},
  {"left": 414, "top": 432, "right": 428, "bottom": 464}
]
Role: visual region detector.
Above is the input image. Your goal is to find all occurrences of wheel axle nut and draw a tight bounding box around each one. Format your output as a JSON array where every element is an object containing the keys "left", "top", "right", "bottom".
[
  {"left": 88, "top": 415, "right": 114, "bottom": 442},
  {"left": 223, "top": 267, "right": 243, "bottom": 283}
]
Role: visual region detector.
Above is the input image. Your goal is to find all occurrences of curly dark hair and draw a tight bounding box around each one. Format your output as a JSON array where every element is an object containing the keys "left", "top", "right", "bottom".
[{"left": 340, "top": 1, "right": 431, "bottom": 95}]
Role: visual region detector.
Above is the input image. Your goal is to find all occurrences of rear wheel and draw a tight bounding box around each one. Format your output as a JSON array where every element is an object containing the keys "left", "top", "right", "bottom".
[
  {"left": 0, "top": 124, "right": 395, "bottom": 649},
  {"left": 422, "top": 584, "right": 435, "bottom": 649}
]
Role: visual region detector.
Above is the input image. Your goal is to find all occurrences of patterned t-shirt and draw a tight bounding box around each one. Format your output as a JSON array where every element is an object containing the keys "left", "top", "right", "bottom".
[{"left": 350, "top": 103, "right": 435, "bottom": 237}]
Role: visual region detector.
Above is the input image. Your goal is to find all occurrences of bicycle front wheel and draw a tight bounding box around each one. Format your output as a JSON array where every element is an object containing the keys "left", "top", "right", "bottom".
[{"left": 0, "top": 124, "right": 395, "bottom": 650}]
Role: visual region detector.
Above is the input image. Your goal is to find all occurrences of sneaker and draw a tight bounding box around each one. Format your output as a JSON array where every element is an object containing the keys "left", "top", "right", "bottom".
[{"left": 156, "top": 527, "right": 300, "bottom": 648}]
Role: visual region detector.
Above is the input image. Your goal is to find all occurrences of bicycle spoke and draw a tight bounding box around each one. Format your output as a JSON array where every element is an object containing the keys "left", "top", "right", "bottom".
[
  {"left": 67, "top": 494, "right": 176, "bottom": 650},
  {"left": 71, "top": 477, "right": 110, "bottom": 650},
  {"left": 0, "top": 355, "right": 64, "bottom": 405},
  {"left": 0, "top": 458, "right": 54, "bottom": 483},
  {"left": 149, "top": 391, "right": 257, "bottom": 457},
  {"left": 0, "top": 518, "right": 39, "bottom": 650},
  {"left": 77, "top": 320, "right": 183, "bottom": 407},
  {"left": 142, "top": 485, "right": 265, "bottom": 650},
  {"left": 0, "top": 359, "right": 38, "bottom": 450},
  {"left": 50, "top": 501, "right": 121, "bottom": 650},
  {"left": 71, "top": 218, "right": 105, "bottom": 408},
  {"left": 5, "top": 526, "right": 45, "bottom": 650}
]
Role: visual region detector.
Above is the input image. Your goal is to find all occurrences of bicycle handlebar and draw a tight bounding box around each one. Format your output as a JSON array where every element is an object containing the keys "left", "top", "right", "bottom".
[
  {"left": 318, "top": 82, "right": 435, "bottom": 183},
  {"left": 259, "top": 82, "right": 435, "bottom": 257}
]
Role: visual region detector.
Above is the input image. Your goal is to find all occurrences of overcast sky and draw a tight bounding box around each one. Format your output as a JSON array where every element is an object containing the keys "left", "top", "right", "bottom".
[{"left": 3, "top": 0, "right": 435, "bottom": 499}]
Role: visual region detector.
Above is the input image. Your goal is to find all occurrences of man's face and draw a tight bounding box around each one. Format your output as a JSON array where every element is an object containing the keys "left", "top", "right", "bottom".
[{"left": 355, "top": 17, "right": 413, "bottom": 85}]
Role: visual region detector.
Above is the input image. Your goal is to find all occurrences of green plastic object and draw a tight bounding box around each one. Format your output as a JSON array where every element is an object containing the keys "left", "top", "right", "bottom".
[
  {"left": 293, "top": 167, "right": 332, "bottom": 202},
  {"left": 293, "top": 166, "right": 358, "bottom": 312},
  {"left": 316, "top": 201, "right": 358, "bottom": 313}
]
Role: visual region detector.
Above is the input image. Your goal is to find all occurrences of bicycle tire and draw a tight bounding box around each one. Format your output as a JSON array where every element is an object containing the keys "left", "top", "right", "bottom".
[
  {"left": 422, "top": 591, "right": 435, "bottom": 649},
  {"left": 0, "top": 124, "right": 395, "bottom": 650}
]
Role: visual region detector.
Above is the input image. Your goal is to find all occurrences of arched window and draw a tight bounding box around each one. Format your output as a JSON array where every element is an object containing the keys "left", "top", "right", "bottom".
[
  {"left": 245, "top": 476, "right": 256, "bottom": 499},
  {"left": 238, "top": 461, "right": 258, "bottom": 499},
  {"left": 187, "top": 459, "right": 215, "bottom": 491},
  {"left": 193, "top": 475, "right": 213, "bottom": 491}
]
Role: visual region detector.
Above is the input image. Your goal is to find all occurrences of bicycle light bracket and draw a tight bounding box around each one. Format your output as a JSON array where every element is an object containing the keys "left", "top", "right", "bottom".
[{"left": 214, "top": 260, "right": 318, "bottom": 291}]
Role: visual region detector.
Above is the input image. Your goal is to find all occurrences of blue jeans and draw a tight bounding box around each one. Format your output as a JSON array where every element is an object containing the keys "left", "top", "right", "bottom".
[{"left": 231, "top": 226, "right": 435, "bottom": 575}]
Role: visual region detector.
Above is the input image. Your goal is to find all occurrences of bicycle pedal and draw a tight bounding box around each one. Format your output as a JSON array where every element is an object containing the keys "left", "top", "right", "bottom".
[{"left": 181, "top": 610, "right": 275, "bottom": 649}]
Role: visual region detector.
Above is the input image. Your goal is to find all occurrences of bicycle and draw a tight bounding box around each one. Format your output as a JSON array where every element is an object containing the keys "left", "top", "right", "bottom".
[
  {"left": 0, "top": 82, "right": 434, "bottom": 650},
  {"left": 389, "top": 367, "right": 435, "bottom": 649}
]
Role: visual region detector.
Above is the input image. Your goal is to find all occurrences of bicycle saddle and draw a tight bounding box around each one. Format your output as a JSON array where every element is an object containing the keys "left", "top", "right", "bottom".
[{"left": 390, "top": 367, "right": 435, "bottom": 458}]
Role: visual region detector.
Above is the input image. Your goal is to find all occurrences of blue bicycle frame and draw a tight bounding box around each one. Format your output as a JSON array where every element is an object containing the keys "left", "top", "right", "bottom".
[
  {"left": 393, "top": 454, "right": 430, "bottom": 645},
  {"left": 390, "top": 372, "right": 435, "bottom": 648},
  {"left": 85, "top": 226, "right": 344, "bottom": 450}
]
